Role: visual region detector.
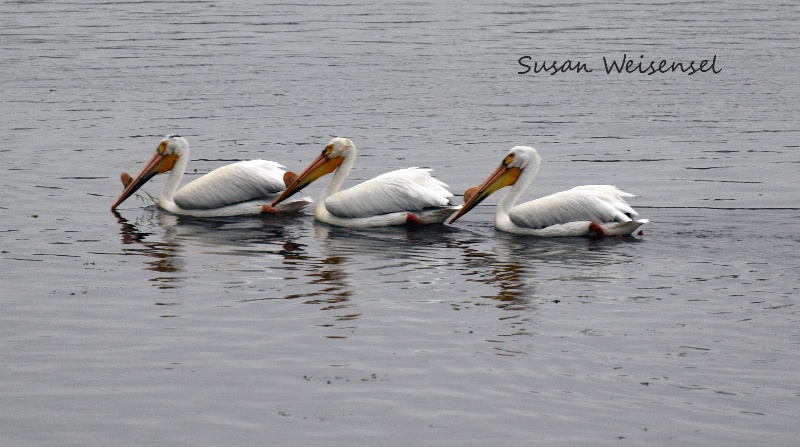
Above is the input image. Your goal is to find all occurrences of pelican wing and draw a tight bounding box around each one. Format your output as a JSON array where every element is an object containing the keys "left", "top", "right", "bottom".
[
  {"left": 174, "top": 160, "right": 286, "bottom": 210},
  {"left": 508, "top": 185, "right": 638, "bottom": 229},
  {"left": 324, "top": 168, "right": 454, "bottom": 218}
]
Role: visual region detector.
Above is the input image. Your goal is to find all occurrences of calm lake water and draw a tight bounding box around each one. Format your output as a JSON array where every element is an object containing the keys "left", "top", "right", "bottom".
[{"left": 2, "top": 1, "right": 799, "bottom": 446}]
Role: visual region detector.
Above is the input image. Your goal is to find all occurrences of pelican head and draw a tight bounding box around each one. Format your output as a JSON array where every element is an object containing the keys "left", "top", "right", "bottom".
[
  {"left": 272, "top": 137, "right": 354, "bottom": 206},
  {"left": 449, "top": 146, "right": 540, "bottom": 223},
  {"left": 111, "top": 135, "right": 188, "bottom": 210}
]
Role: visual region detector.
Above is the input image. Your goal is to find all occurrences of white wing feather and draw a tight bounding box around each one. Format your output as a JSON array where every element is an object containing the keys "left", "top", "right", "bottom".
[
  {"left": 509, "top": 185, "right": 638, "bottom": 229},
  {"left": 174, "top": 160, "right": 286, "bottom": 210},
  {"left": 324, "top": 168, "right": 453, "bottom": 218}
]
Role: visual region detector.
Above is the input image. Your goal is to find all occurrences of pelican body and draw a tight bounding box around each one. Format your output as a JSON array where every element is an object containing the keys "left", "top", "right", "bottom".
[
  {"left": 449, "top": 146, "right": 647, "bottom": 237},
  {"left": 111, "top": 135, "right": 311, "bottom": 217},
  {"left": 271, "top": 137, "right": 460, "bottom": 228}
]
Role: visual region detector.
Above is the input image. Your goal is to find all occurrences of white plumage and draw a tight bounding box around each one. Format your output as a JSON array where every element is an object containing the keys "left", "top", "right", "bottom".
[
  {"left": 508, "top": 185, "right": 638, "bottom": 229},
  {"left": 173, "top": 160, "right": 285, "bottom": 210},
  {"left": 325, "top": 167, "right": 453, "bottom": 218},
  {"left": 449, "top": 146, "right": 647, "bottom": 237},
  {"left": 272, "top": 137, "right": 460, "bottom": 228},
  {"left": 111, "top": 135, "right": 311, "bottom": 217}
]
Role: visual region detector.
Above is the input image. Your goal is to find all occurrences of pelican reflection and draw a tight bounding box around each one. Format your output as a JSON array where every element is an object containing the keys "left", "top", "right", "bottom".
[{"left": 114, "top": 209, "right": 185, "bottom": 288}]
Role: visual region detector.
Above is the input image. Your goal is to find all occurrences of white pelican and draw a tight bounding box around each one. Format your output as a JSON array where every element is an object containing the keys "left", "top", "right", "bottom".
[
  {"left": 111, "top": 135, "right": 311, "bottom": 217},
  {"left": 271, "top": 137, "right": 460, "bottom": 228},
  {"left": 449, "top": 146, "right": 648, "bottom": 237}
]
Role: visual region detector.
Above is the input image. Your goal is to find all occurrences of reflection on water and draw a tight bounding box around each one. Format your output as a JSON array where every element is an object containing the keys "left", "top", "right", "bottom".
[
  {"left": 457, "top": 230, "right": 646, "bottom": 307},
  {"left": 115, "top": 206, "right": 647, "bottom": 327},
  {"left": 460, "top": 246, "right": 530, "bottom": 308},
  {"left": 3, "top": 0, "right": 799, "bottom": 443},
  {"left": 289, "top": 251, "right": 357, "bottom": 339},
  {"left": 114, "top": 209, "right": 185, "bottom": 288}
]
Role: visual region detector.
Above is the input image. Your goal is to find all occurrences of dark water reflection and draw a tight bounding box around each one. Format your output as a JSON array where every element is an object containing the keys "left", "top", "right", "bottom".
[
  {"left": 114, "top": 211, "right": 185, "bottom": 286},
  {"left": 112, "top": 206, "right": 647, "bottom": 334},
  {"left": 3, "top": 0, "right": 800, "bottom": 445}
]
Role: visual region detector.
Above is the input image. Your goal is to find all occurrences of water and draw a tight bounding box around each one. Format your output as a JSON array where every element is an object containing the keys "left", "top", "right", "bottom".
[{"left": 2, "top": 1, "right": 799, "bottom": 445}]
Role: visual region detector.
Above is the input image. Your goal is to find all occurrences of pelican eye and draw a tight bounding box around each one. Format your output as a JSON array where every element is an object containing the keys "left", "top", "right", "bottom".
[
  {"left": 323, "top": 144, "right": 333, "bottom": 156},
  {"left": 157, "top": 141, "right": 168, "bottom": 154},
  {"left": 503, "top": 153, "right": 515, "bottom": 166}
]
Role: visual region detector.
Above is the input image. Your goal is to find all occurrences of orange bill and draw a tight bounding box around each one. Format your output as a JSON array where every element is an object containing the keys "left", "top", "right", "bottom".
[
  {"left": 111, "top": 151, "right": 178, "bottom": 210},
  {"left": 448, "top": 163, "right": 521, "bottom": 223},
  {"left": 271, "top": 153, "right": 343, "bottom": 206}
]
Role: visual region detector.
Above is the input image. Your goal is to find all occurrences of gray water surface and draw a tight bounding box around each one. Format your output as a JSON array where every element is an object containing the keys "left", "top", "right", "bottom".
[{"left": 2, "top": 1, "right": 799, "bottom": 446}]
